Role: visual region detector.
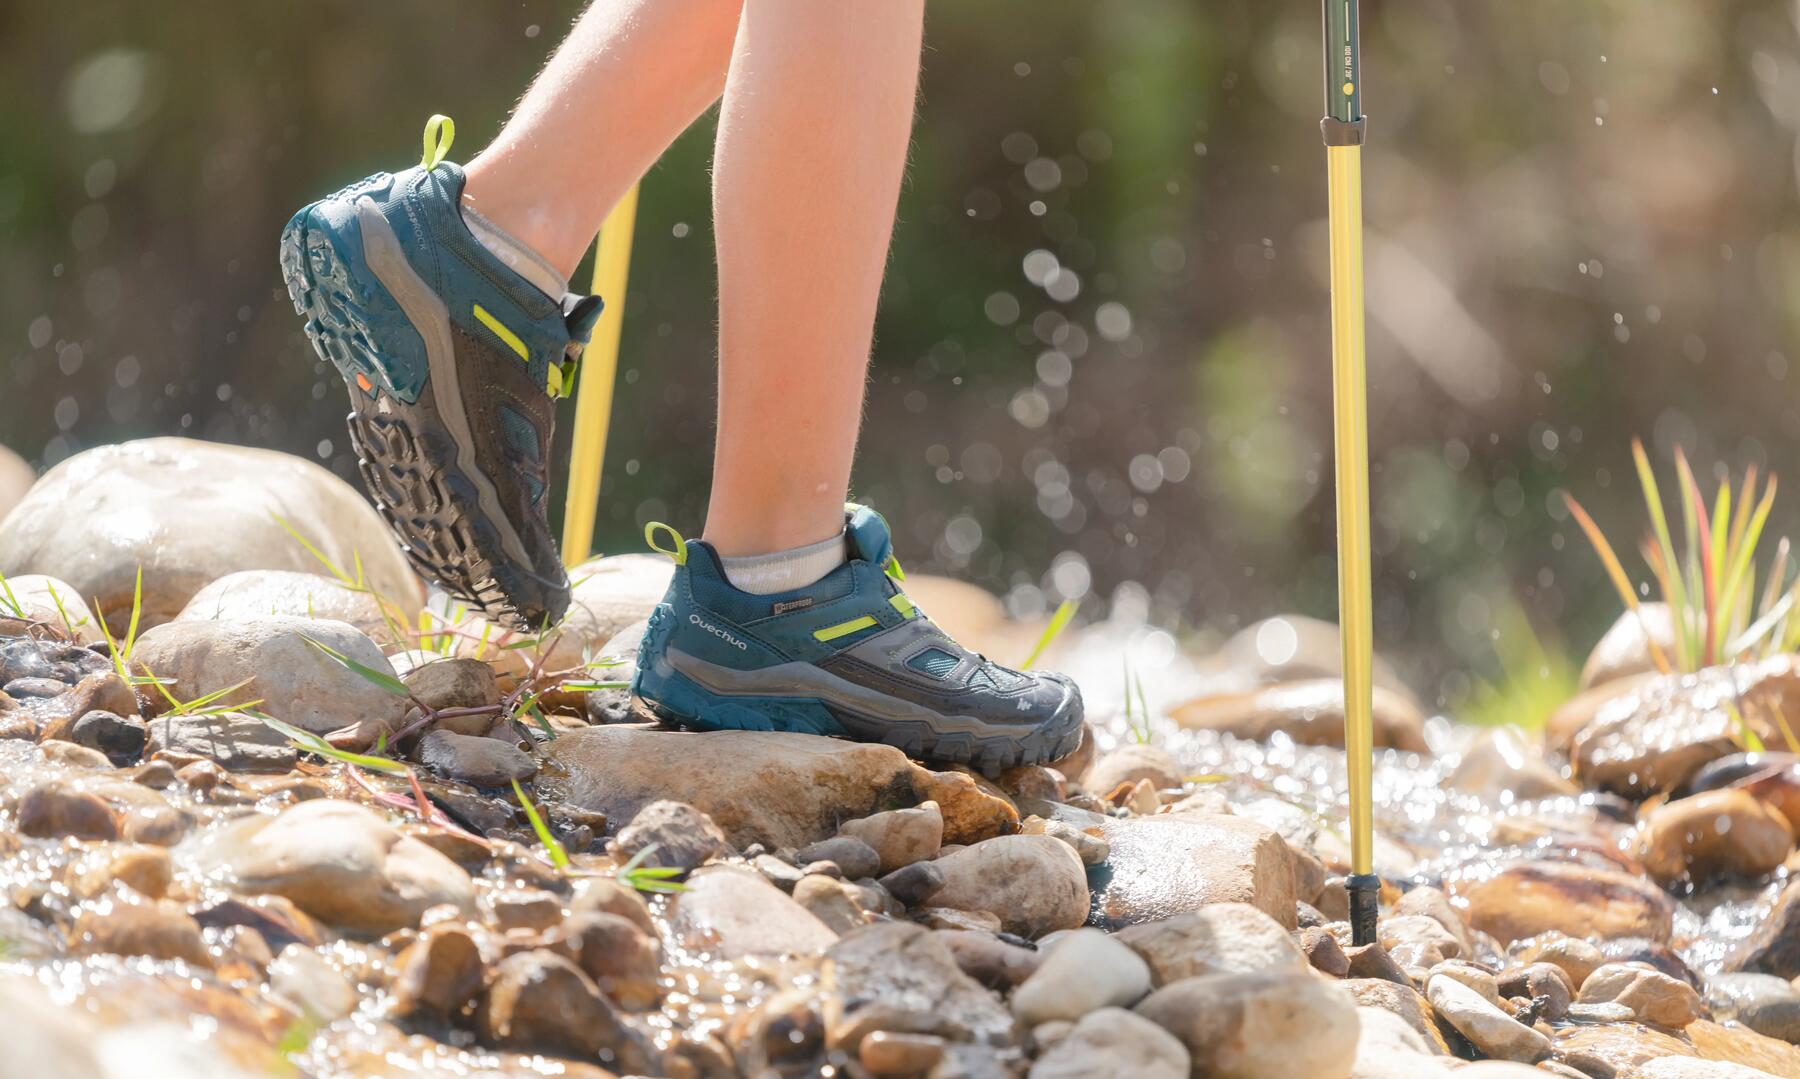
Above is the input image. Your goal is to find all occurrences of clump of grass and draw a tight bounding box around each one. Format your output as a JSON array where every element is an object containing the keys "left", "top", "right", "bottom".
[
  {"left": 511, "top": 778, "right": 569, "bottom": 871},
  {"left": 1565, "top": 440, "right": 1800, "bottom": 751}
]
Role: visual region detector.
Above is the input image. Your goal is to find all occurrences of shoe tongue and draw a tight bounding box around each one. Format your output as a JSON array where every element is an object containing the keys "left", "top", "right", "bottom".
[
  {"left": 562, "top": 294, "right": 604, "bottom": 344},
  {"left": 845, "top": 504, "right": 895, "bottom": 567}
]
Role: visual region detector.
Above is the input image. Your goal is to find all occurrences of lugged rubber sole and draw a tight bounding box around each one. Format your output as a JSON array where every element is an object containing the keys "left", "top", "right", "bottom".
[
  {"left": 279, "top": 206, "right": 557, "bottom": 631},
  {"left": 632, "top": 606, "right": 1084, "bottom": 775}
]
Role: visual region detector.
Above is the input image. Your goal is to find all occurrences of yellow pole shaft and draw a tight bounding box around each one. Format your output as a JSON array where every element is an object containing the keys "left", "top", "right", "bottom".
[
  {"left": 1326, "top": 144, "right": 1375, "bottom": 879},
  {"left": 561, "top": 183, "right": 640, "bottom": 566}
]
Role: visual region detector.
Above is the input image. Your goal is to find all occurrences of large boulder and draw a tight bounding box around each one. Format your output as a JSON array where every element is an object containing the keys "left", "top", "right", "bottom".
[
  {"left": 1448, "top": 859, "right": 1676, "bottom": 945},
  {"left": 1170, "top": 678, "right": 1429, "bottom": 753},
  {"left": 175, "top": 570, "right": 403, "bottom": 644},
  {"left": 0, "top": 438, "right": 421, "bottom": 628},
  {"left": 174, "top": 799, "right": 474, "bottom": 934},
  {"left": 538, "top": 726, "right": 930, "bottom": 849},
  {"left": 1090, "top": 813, "right": 1298, "bottom": 929},
  {"left": 130, "top": 616, "right": 407, "bottom": 736},
  {"left": 1571, "top": 657, "right": 1800, "bottom": 797}
]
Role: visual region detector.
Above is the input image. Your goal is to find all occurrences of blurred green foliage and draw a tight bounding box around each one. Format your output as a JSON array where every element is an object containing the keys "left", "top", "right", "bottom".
[{"left": 6, "top": 0, "right": 1800, "bottom": 708}]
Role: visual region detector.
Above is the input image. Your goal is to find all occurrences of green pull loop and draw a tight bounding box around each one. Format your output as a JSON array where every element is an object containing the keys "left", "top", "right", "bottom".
[
  {"left": 420, "top": 114, "right": 456, "bottom": 170},
  {"left": 644, "top": 521, "right": 688, "bottom": 565}
]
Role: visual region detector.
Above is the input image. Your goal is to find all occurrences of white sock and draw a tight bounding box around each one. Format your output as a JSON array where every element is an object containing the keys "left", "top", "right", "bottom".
[
  {"left": 721, "top": 531, "right": 849, "bottom": 595},
  {"left": 460, "top": 201, "right": 569, "bottom": 299}
]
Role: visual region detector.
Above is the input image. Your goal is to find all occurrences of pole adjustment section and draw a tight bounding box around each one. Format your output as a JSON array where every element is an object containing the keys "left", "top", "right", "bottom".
[{"left": 1320, "top": 116, "right": 1366, "bottom": 147}]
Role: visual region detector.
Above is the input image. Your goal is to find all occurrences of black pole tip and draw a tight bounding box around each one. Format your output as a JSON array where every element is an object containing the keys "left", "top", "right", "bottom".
[{"left": 1347, "top": 873, "right": 1381, "bottom": 947}]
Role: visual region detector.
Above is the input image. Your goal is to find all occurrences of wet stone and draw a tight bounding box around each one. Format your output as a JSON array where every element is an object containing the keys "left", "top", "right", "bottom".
[
  {"left": 476, "top": 949, "right": 659, "bottom": 1073},
  {"left": 796, "top": 835, "right": 883, "bottom": 880},
  {"left": 5, "top": 676, "right": 66, "bottom": 699},
  {"left": 880, "top": 860, "right": 947, "bottom": 907},
  {"left": 390, "top": 923, "right": 485, "bottom": 1023},
  {"left": 71, "top": 899, "right": 210, "bottom": 968},
  {"left": 613, "top": 799, "right": 732, "bottom": 873},
  {"left": 549, "top": 911, "right": 664, "bottom": 1011},
  {"left": 820, "top": 922, "right": 1015, "bottom": 1052},
  {"left": 17, "top": 778, "right": 118, "bottom": 840},
  {"left": 146, "top": 712, "right": 296, "bottom": 773},
  {"left": 414, "top": 730, "right": 535, "bottom": 788},
  {"left": 67, "top": 710, "right": 146, "bottom": 761}
]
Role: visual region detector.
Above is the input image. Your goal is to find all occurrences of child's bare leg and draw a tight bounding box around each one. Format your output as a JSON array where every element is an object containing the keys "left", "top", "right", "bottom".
[
  {"left": 703, "top": 0, "right": 926, "bottom": 567},
  {"left": 463, "top": 0, "right": 743, "bottom": 277}
]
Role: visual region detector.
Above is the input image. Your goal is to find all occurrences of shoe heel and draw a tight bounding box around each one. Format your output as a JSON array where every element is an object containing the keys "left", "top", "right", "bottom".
[{"left": 633, "top": 606, "right": 842, "bottom": 736}]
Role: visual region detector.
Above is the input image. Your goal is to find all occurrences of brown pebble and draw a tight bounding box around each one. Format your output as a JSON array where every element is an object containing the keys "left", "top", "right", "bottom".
[
  {"left": 860, "top": 1030, "right": 947, "bottom": 1076},
  {"left": 1297, "top": 926, "right": 1351, "bottom": 978},
  {"left": 491, "top": 889, "right": 564, "bottom": 932},
  {"left": 1344, "top": 942, "right": 1412, "bottom": 986},
  {"left": 391, "top": 923, "right": 485, "bottom": 1022},
  {"left": 18, "top": 780, "right": 119, "bottom": 840},
  {"left": 72, "top": 899, "right": 211, "bottom": 968}
]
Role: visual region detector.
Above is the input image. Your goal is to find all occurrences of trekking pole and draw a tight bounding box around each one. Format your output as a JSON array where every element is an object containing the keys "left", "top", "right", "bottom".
[
  {"left": 1320, "top": 0, "right": 1380, "bottom": 947},
  {"left": 561, "top": 183, "right": 640, "bottom": 566}
]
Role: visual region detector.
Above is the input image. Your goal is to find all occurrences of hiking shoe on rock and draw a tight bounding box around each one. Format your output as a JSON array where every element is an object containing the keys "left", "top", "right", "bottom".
[
  {"left": 630, "top": 505, "right": 1085, "bottom": 774},
  {"left": 278, "top": 116, "right": 602, "bottom": 630}
]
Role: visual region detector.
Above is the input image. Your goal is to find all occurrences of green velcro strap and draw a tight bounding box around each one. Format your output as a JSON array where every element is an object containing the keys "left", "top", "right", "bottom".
[
  {"left": 421, "top": 114, "right": 456, "bottom": 170},
  {"left": 814, "top": 615, "right": 878, "bottom": 642},
  {"left": 644, "top": 521, "right": 687, "bottom": 564},
  {"left": 889, "top": 593, "right": 916, "bottom": 618}
]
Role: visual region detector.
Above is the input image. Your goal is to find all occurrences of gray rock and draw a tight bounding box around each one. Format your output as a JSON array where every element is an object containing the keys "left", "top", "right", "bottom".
[
  {"left": 929, "top": 834, "right": 1089, "bottom": 940},
  {"left": 880, "top": 860, "right": 947, "bottom": 906},
  {"left": 1028, "top": 1007, "right": 1188, "bottom": 1079},
  {"left": 614, "top": 799, "right": 731, "bottom": 872},
  {"left": 840, "top": 801, "right": 945, "bottom": 874},
  {"left": 146, "top": 712, "right": 297, "bottom": 773},
  {"left": 0, "top": 637, "right": 108, "bottom": 685},
  {"left": 177, "top": 569, "right": 403, "bottom": 644},
  {"left": 820, "top": 922, "right": 1015, "bottom": 1052},
  {"left": 1134, "top": 969, "right": 1359, "bottom": 1079},
  {"left": 69, "top": 711, "right": 146, "bottom": 760},
  {"left": 1116, "top": 902, "right": 1307, "bottom": 986},
  {"left": 669, "top": 865, "right": 838, "bottom": 959},
  {"left": 415, "top": 729, "right": 536, "bottom": 788},
  {"left": 4, "top": 677, "right": 65, "bottom": 699},
  {"left": 796, "top": 836, "right": 882, "bottom": 880}
]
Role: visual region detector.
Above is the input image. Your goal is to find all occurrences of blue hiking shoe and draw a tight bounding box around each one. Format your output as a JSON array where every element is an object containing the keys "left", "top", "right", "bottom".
[
  {"left": 630, "top": 506, "right": 1086, "bottom": 774},
  {"left": 278, "top": 116, "right": 603, "bottom": 630}
]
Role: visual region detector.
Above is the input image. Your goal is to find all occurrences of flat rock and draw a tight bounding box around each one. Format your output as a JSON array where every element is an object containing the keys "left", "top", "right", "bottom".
[
  {"left": 132, "top": 616, "right": 406, "bottom": 736},
  {"left": 1579, "top": 963, "right": 1703, "bottom": 1027},
  {"left": 1081, "top": 745, "right": 1183, "bottom": 796},
  {"left": 176, "top": 569, "right": 403, "bottom": 644},
  {"left": 1090, "top": 813, "right": 1297, "bottom": 929},
  {"left": 1134, "top": 969, "right": 1359, "bottom": 1079},
  {"left": 476, "top": 950, "right": 658, "bottom": 1074},
  {"left": 1345, "top": 978, "right": 1451, "bottom": 1054},
  {"left": 175, "top": 799, "right": 474, "bottom": 934},
  {"left": 1428, "top": 973, "right": 1551, "bottom": 1062},
  {"left": 668, "top": 865, "right": 838, "bottom": 958},
  {"left": 1688, "top": 1019, "right": 1800, "bottom": 1077},
  {"left": 819, "top": 922, "right": 1015, "bottom": 1052},
  {"left": 1170, "top": 677, "right": 1429, "bottom": 752},
  {"left": 1572, "top": 656, "right": 1800, "bottom": 797},
  {"left": 414, "top": 730, "right": 535, "bottom": 788},
  {"left": 0, "top": 437, "right": 421, "bottom": 628},
  {"left": 536, "top": 726, "right": 922, "bottom": 849},
  {"left": 1027, "top": 1007, "right": 1188, "bottom": 1079},
  {"left": 929, "top": 834, "right": 1089, "bottom": 939},
  {"left": 1627, "top": 1061, "right": 1788, "bottom": 1079},
  {"left": 1116, "top": 902, "right": 1306, "bottom": 986},
  {"left": 1554, "top": 1023, "right": 1697, "bottom": 1077},
  {"left": 1448, "top": 859, "right": 1677, "bottom": 945},
  {"left": 145, "top": 712, "right": 296, "bottom": 773}
]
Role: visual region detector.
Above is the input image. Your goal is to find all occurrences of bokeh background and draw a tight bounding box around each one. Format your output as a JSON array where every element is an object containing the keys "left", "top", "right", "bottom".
[{"left": 5, "top": 0, "right": 1799, "bottom": 711}]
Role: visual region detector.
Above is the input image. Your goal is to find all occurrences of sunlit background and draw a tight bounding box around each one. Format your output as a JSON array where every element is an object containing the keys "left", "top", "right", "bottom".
[{"left": 6, "top": 0, "right": 1800, "bottom": 711}]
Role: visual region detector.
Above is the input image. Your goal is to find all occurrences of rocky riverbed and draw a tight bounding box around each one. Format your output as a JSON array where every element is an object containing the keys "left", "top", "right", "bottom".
[{"left": 0, "top": 436, "right": 1798, "bottom": 1079}]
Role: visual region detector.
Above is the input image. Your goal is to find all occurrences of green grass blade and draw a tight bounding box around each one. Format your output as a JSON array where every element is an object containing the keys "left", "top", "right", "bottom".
[
  {"left": 170, "top": 677, "right": 257, "bottom": 716},
  {"left": 301, "top": 635, "right": 410, "bottom": 697},
  {"left": 1020, "top": 599, "right": 1079, "bottom": 669},
  {"left": 0, "top": 572, "right": 22, "bottom": 619},
  {"left": 1632, "top": 440, "right": 1692, "bottom": 669},
  {"left": 1563, "top": 492, "right": 1672, "bottom": 674},
  {"left": 1716, "top": 477, "right": 1777, "bottom": 661},
  {"left": 249, "top": 711, "right": 411, "bottom": 774},
  {"left": 270, "top": 512, "right": 352, "bottom": 584},
  {"left": 511, "top": 779, "right": 569, "bottom": 871}
]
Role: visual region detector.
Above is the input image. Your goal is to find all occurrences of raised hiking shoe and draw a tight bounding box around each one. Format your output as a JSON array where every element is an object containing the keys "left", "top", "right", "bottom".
[
  {"left": 630, "top": 505, "right": 1085, "bottom": 774},
  {"left": 278, "top": 116, "right": 603, "bottom": 630}
]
